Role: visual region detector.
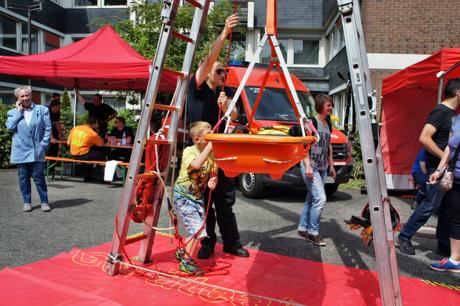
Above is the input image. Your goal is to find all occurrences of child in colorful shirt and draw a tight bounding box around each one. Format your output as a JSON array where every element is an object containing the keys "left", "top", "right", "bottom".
[{"left": 173, "top": 121, "right": 217, "bottom": 275}]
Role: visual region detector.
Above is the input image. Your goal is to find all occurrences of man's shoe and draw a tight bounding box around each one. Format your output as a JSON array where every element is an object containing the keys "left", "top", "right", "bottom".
[
  {"left": 223, "top": 246, "right": 250, "bottom": 257},
  {"left": 298, "top": 230, "right": 308, "bottom": 239},
  {"left": 41, "top": 203, "right": 51, "bottom": 212},
  {"left": 397, "top": 237, "right": 415, "bottom": 255},
  {"left": 179, "top": 258, "right": 204, "bottom": 276},
  {"left": 307, "top": 234, "right": 326, "bottom": 246},
  {"left": 22, "top": 204, "right": 32, "bottom": 212},
  {"left": 429, "top": 258, "right": 460, "bottom": 273},
  {"left": 175, "top": 248, "right": 186, "bottom": 262},
  {"left": 197, "top": 247, "right": 214, "bottom": 259}
]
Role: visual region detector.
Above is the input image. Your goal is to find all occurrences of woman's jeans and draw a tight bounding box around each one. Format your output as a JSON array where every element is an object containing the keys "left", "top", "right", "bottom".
[
  {"left": 298, "top": 163, "right": 327, "bottom": 236},
  {"left": 17, "top": 162, "right": 48, "bottom": 204}
]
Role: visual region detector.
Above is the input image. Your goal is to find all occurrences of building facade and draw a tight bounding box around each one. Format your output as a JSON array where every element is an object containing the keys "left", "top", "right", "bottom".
[
  {"left": 0, "top": 0, "right": 130, "bottom": 106},
  {"left": 1, "top": 0, "right": 460, "bottom": 122}
]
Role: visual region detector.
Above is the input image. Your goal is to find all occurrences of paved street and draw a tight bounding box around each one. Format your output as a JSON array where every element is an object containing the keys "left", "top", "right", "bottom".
[{"left": 1, "top": 168, "right": 459, "bottom": 287}]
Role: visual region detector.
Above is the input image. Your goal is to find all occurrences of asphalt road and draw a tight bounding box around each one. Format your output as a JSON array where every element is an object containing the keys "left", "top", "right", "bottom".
[{"left": 1, "top": 168, "right": 459, "bottom": 287}]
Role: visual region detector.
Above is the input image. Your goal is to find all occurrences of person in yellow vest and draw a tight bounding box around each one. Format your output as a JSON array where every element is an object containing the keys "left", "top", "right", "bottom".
[{"left": 67, "top": 117, "right": 106, "bottom": 181}]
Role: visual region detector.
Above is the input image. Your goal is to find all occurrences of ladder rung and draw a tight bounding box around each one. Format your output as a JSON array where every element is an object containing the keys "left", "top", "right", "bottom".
[
  {"left": 172, "top": 31, "right": 194, "bottom": 43},
  {"left": 154, "top": 104, "right": 179, "bottom": 112},
  {"left": 166, "top": 69, "right": 185, "bottom": 79},
  {"left": 146, "top": 139, "right": 171, "bottom": 145},
  {"left": 185, "top": 0, "right": 202, "bottom": 9},
  {"left": 125, "top": 233, "right": 147, "bottom": 245}
]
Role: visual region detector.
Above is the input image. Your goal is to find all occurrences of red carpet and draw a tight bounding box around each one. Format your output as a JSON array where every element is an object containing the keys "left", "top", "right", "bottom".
[{"left": 0, "top": 234, "right": 459, "bottom": 305}]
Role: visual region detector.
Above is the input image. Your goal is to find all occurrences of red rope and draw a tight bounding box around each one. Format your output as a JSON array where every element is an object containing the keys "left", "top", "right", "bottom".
[{"left": 221, "top": 0, "right": 238, "bottom": 93}]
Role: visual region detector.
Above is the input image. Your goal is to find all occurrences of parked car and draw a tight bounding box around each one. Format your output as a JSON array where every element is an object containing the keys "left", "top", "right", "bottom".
[{"left": 224, "top": 62, "right": 353, "bottom": 198}]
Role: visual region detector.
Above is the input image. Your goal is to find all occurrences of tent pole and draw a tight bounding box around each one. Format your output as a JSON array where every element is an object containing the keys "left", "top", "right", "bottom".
[
  {"left": 437, "top": 77, "right": 444, "bottom": 104},
  {"left": 73, "top": 89, "right": 77, "bottom": 127}
]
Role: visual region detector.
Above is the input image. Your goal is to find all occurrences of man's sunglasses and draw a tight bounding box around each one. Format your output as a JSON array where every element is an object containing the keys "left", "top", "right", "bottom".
[{"left": 215, "top": 68, "right": 227, "bottom": 75}]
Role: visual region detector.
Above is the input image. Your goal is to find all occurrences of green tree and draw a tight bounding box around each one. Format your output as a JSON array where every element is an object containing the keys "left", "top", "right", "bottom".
[
  {"left": 61, "top": 88, "right": 71, "bottom": 112},
  {"left": 114, "top": 0, "right": 243, "bottom": 71}
]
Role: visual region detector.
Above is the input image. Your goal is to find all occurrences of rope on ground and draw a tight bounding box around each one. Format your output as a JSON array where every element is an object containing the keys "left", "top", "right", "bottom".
[{"left": 114, "top": 259, "right": 304, "bottom": 306}]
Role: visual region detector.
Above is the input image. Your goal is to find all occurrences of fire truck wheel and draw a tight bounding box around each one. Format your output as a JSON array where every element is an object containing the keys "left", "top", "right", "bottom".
[{"left": 239, "top": 172, "right": 266, "bottom": 198}]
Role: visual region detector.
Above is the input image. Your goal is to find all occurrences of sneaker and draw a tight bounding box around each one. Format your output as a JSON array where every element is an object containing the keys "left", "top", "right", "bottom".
[
  {"left": 179, "top": 258, "right": 204, "bottom": 276},
  {"left": 197, "top": 246, "right": 214, "bottom": 259},
  {"left": 175, "top": 248, "right": 186, "bottom": 262},
  {"left": 22, "top": 203, "right": 32, "bottom": 212},
  {"left": 298, "top": 230, "right": 308, "bottom": 239},
  {"left": 41, "top": 203, "right": 51, "bottom": 212},
  {"left": 429, "top": 258, "right": 460, "bottom": 273},
  {"left": 397, "top": 236, "right": 415, "bottom": 255},
  {"left": 307, "top": 234, "right": 326, "bottom": 246}
]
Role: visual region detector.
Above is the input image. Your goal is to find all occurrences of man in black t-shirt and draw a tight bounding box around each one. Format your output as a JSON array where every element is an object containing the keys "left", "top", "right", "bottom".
[
  {"left": 398, "top": 78, "right": 460, "bottom": 256},
  {"left": 186, "top": 14, "right": 249, "bottom": 259},
  {"left": 76, "top": 89, "right": 117, "bottom": 137}
]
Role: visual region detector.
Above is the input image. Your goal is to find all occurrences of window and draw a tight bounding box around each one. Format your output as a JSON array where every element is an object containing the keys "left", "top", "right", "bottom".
[
  {"left": 326, "top": 20, "right": 345, "bottom": 62},
  {"left": 332, "top": 90, "right": 349, "bottom": 129},
  {"left": 261, "top": 37, "right": 319, "bottom": 66},
  {"left": 104, "top": 0, "right": 127, "bottom": 5},
  {"left": 293, "top": 39, "right": 319, "bottom": 65},
  {"left": 21, "top": 24, "right": 39, "bottom": 54},
  {"left": 244, "top": 87, "right": 310, "bottom": 121},
  {"left": 261, "top": 39, "right": 288, "bottom": 64},
  {"left": 45, "top": 32, "right": 60, "bottom": 51},
  {"left": 0, "top": 14, "right": 17, "bottom": 50},
  {"left": 74, "top": 0, "right": 98, "bottom": 6}
]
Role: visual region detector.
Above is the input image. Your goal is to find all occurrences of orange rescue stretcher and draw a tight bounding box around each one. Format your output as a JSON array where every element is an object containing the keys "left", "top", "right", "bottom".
[{"left": 205, "top": 134, "right": 317, "bottom": 179}]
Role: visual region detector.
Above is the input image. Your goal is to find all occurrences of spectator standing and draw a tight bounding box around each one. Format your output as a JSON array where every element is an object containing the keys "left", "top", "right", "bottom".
[
  {"left": 398, "top": 78, "right": 460, "bottom": 255},
  {"left": 429, "top": 114, "right": 460, "bottom": 272},
  {"left": 6, "top": 86, "right": 51, "bottom": 212},
  {"left": 75, "top": 89, "right": 117, "bottom": 137},
  {"left": 297, "top": 94, "right": 336, "bottom": 246},
  {"left": 411, "top": 148, "right": 428, "bottom": 209},
  {"left": 47, "top": 98, "right": 63, "bottom": 180},
  {"left": 186, "top": 14, "right": 248, "bottom": 259}
]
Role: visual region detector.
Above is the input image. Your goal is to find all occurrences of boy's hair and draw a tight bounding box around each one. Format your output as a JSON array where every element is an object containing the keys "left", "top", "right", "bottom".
[
  {"left": 115, "top": 116, "right": 126, "bottom": 124},
  {"left": 444, "top": 78, "right": 460, "bottom": 98},
  {"left": 315, "top": 93, "right": 334, "bottom": 113},
  {"left": 189, "top": 121, "right": 211, "bottom": 138}
]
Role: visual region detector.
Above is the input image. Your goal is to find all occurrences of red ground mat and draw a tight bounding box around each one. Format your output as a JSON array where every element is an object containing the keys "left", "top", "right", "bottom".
[{"left": 1, "top": 234, "right": 459, "bottom": 305}]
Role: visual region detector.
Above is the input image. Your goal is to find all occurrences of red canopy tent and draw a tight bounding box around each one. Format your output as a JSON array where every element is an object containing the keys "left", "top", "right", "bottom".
[
  {"left": 0, "top": 25, "right": 177, "bottom": 92},
  {"left": 380, "top": 48, "right": 460, "bottom": 190}
]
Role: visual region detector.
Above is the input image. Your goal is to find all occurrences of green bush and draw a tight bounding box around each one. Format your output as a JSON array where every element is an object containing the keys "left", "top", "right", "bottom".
[
  {"left": 0, "top": 104, "right": 13, "bottom": 168},
  {"left": 349, "top": 132, "right": 365, "bottom": 180}
]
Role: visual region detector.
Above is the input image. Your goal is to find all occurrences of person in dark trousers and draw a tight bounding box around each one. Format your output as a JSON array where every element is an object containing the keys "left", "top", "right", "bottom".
[
  {"left": 68, "top": 117, "right": 106, "bottom": 182},
  {"left": 6, "top": 86, "right": 51, "bottom": 212},
  {"left": 47, "top": 98, "right": 63, "bottom": 179},
  {"left": 411, "top": 148, "right": 427, "bottom": 209},
  {"left": 429, "top": 114, "right": 460, "bottom": 272},
  {"left": 75, "top": 89, "right": 117, "bottom": 138},
  {"left": 398, "top": 78, "right": 460, "bottom": 256},
  {"left": 186, "top": 14, "right": 249, "bottom": 259}
]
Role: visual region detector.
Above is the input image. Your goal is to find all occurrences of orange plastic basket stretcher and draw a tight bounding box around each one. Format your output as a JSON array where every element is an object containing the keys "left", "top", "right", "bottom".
[{"left": 205, "top": 134, "right": 317, "bottom": 179}]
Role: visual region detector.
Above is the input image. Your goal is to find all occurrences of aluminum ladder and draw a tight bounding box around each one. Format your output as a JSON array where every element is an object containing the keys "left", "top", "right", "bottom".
[
  {"left": 106, "top": 0, "right": 212, "bottom": 276},
  {"left": 337, "top": 0, "right": 402, "bottom": 304}
]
